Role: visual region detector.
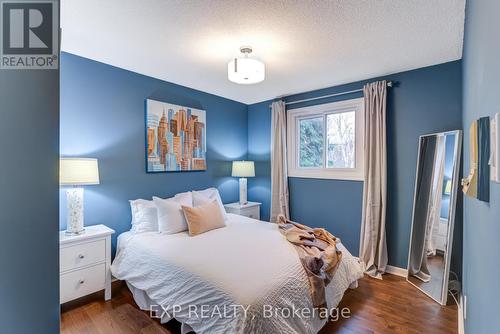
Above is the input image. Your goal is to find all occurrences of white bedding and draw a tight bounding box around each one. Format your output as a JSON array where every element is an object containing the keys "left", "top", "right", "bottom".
[{"left": 111, "top": 213, "right": 363, "bottom": 334}]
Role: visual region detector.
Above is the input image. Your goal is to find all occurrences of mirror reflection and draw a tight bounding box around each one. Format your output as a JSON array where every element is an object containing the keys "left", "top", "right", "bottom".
[{"left": 407, "top": 130, "right": 461, "bottom": 305}]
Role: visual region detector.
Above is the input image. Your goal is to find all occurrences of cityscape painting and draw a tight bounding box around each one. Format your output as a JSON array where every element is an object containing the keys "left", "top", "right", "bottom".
[{"left": 146, "top": 99, "right": 206, "bottom": 172}]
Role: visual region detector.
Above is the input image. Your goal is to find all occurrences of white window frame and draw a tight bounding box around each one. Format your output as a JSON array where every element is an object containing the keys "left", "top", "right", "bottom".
[{"left": 287, "top": 98, "right": 364, "bottom": 181}]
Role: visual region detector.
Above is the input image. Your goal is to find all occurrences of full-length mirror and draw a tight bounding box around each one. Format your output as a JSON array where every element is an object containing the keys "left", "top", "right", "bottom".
[{"left": 407, "top": 130, "right": 462, "bottom": 305}]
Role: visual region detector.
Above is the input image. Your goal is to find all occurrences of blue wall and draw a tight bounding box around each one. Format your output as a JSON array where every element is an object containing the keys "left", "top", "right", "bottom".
[
  {"left": 248, "top": 61, "right": 462, "bottom": 267},
  {"left": 247, "top": 100, "right": 273, "bottom": 222},
  {"left": 0, "top": 34, "right": 60, "bottom": 334},
  {"left": 289, "top": 178, "right": 363, "bottom": 253},
  {"left": 61, "top": 52, "right": 464, "bottom": 274},
  {"left": 462, "top": 0, "right": 500, "bottom": 331},
  {"left": 60, "top": 52, "right": 248, "bottom": 253}
]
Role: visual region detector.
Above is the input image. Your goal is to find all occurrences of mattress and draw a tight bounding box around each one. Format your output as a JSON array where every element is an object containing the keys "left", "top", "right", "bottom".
[{"left": 111, "top": 213, "right": 363, "bottom": 334}]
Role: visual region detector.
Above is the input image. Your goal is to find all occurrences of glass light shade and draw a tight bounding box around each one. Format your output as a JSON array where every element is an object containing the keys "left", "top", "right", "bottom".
[
  {"left": 232, "top": 161, "right": 255, "bottom": 177},
  {"left": 228, "top": 58, "right": 265, "bottom": 84},
  {"left": 60, "top": 158, "right": 100, "bottom": 186}
]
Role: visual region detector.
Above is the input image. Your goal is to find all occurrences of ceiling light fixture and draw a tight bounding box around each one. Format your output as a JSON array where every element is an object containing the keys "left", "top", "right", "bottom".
[{"left": 228, "top": 46, "right": 265, "bottom": 84}]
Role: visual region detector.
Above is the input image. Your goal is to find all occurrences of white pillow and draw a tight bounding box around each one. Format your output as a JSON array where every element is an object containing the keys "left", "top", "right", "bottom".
[
  {"left": 129, "top": 199, "right": 158, "bottom": 233},
  {"left": 192, "top": 188, "right": 227, "bottom": 220},
  {"left": 153, "top": 197, "right": 189, "bottom": 234},
  {"left": 173, "top": 191, "right": 193, "bottom": 207}
]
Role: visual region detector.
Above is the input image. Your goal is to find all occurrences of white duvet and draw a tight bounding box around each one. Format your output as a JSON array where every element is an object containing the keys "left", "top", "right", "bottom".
[{"left": 111, "top": 214, "right": 363, "bottom": 334}]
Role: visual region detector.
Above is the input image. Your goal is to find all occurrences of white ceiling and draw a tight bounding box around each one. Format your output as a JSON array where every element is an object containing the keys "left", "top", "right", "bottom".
[{"left": 61, "top": 0, "right": 465, "bottom": 105}]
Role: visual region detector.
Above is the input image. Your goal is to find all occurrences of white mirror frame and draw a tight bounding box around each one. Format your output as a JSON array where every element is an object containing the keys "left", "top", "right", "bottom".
[{"left": 406, "top": 130, "right": 462, "bottom": 305}]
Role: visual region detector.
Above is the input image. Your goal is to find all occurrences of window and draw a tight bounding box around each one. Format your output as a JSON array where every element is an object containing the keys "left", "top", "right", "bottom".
[
  {"left": 287, "top": 98, "right": 364, "bottom": 180},
  {"left": 299, "top": 117, "right": 324, "bottom": 168}
]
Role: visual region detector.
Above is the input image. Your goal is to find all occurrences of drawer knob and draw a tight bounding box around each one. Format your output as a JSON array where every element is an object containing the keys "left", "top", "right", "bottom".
[
  {"left": 79, "top": 279, "right": 85, "bottom": 285},
  {"left": 78, "top": 254, "right": 85, "bottom": 259}
]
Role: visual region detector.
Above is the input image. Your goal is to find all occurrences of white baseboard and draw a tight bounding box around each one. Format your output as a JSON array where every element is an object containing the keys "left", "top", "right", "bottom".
[
  {"left": 352, "top": 257, "right": 407, "bottom": 278},
  {"left": 458, "top": 294, "right": 465, "bottom": 334},
  {"left": 385, "top": 264, "right": 407, "bottom": 277}
]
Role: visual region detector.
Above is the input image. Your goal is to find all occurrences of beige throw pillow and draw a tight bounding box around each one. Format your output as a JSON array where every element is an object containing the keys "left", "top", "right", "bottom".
[
  {"left": 182, "top": 200, "right": 226, "bottom": 236},
  {"left": 192, "top": 188, "right": 228, "bottom": 220}
]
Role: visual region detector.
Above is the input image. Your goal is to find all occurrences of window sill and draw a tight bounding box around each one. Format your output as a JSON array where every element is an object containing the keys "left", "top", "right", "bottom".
[{"left": 288, "top": 169, "right": 364, "bottom": 181}]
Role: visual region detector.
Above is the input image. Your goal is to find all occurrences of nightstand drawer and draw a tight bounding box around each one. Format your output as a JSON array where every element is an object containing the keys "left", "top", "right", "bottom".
[
  {"left": 240, "top": 207, "right": 260, "bottom": 220},
  {"left": 60, "top": 239, "right": 105, "bottom": 272},
  {"left": 60, "top": 263, "right": 106, "bottom": 304}
]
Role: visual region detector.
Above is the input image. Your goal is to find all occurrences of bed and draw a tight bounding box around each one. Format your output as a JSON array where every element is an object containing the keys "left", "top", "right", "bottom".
[{"left": 111, "top": 213, "right": 363, "bottom": 334}]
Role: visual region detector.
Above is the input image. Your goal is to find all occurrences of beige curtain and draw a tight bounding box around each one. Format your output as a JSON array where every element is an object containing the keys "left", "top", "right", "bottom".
[
  {"left": 425, "top": 135, "right": 446, "bottom": 257},
  {"left": 270, "top": 101, "right": 290, "bottom": 223},
  {"left": 359, "top": 81, "right": 388, "bottom": 279}
]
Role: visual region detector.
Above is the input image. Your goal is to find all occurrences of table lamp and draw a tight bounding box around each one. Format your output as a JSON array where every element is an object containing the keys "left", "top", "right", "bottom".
[
  {"left": 232, "top": 161, "right": 255, "bottom": 205},
  {"left": 444, "top": 179, "right": 452, "bottom": 195},
  {"left": 60, "top": 158, "right": 100, "bottom": 235}
]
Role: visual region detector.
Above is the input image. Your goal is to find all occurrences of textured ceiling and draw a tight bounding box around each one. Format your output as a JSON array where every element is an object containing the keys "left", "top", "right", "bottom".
[{"left": 61, "top": 0, "right": 465, "bottom": 104}]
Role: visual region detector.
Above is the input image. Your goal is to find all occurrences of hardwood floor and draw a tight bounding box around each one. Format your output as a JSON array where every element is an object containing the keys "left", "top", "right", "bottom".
[
  {"left": 319, "top": 274, "right": 457, "bottom": 334},
  {"left": 61, "top": 274, "right": 458, "bottom": 334}
]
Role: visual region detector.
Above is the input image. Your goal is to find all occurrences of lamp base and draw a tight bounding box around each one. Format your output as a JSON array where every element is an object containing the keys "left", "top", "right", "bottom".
[
  {"left": 65, "top": 228, "right": 86, "bottom": 236},
  {"left": 66, "top": 187, "right": 85, "bottom": 235},
  {"left": 239, "top": 177, "right": 248, "bottom": 205}
]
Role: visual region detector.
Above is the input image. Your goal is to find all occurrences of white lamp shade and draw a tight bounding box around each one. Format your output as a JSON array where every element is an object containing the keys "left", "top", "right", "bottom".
[
  {"left": 60, "top": 158, "right": 100, "bottom": 186},
  {"left": 228, "top": 58, "right": 265, "bottom": 84},
  {"left": 232, "top": 161, "right": 255, "bottom": 177}
]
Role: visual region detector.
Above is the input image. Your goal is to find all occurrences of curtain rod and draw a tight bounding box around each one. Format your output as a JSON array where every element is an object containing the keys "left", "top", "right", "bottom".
[{"left": 270, "top": 81, "right": 393, "bottom": 107}]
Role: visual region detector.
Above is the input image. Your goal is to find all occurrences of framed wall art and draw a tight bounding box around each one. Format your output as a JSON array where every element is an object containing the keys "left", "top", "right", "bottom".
[{"left": 145, "top": 99, "right": 206, "bottom": 172}]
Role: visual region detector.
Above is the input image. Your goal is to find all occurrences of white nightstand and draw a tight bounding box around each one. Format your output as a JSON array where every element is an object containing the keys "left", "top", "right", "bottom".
[
  {"left": 59, "top": 224, "right": 115, "bottom": 304},
  {"left": 224, "top": 202, "right": 261, "bottom": 220}
]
